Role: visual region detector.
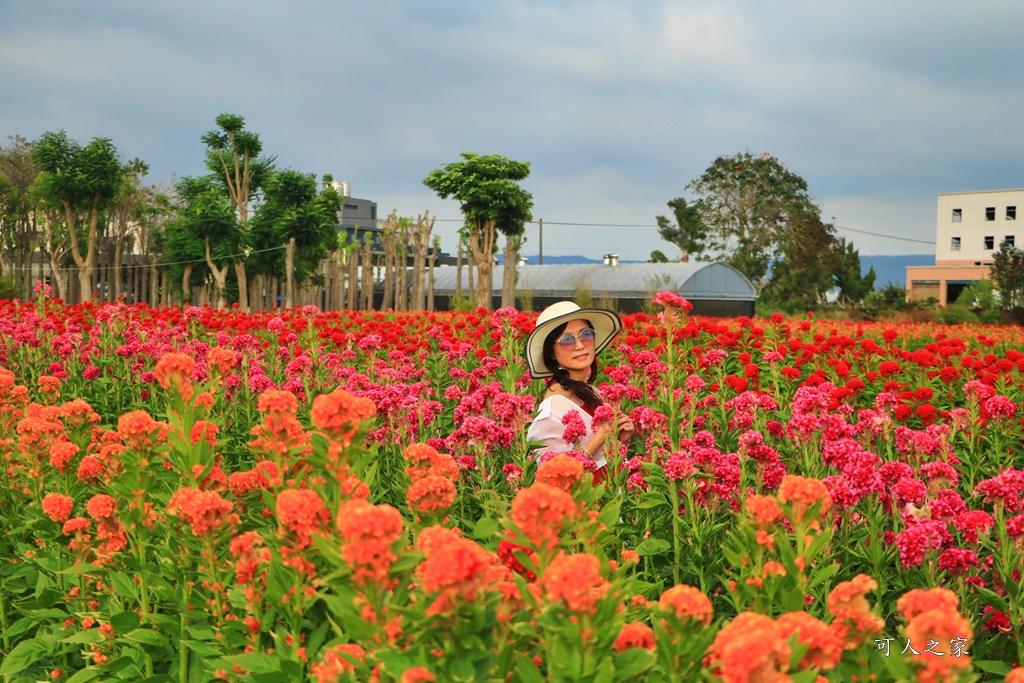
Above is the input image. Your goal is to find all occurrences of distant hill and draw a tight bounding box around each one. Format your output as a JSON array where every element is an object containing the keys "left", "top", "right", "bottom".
[
  {"left": 507, "top": 253, "right": 935, "bottom": 290},
  {"left": 860, "top": 254, "right": 934, "bottom": 288}
]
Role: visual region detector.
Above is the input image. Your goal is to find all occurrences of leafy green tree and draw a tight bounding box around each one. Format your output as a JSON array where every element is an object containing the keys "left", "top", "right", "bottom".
[
  {"left": 30, "top": 131, "right": 124, "bottom": 301},
  {"left": 656, "top": 197, "right": 707, "bottom": 262},
  {"left": 648, "top": 250, "right": 670, "bottom": 263},
  {"left": 760, "top": 218, "right": 840, "bottom": 306},
  {"left": 832, "top": 238, "right": 876, "bottom": 305},
  {"left": 991, "top": 240, "right": 1024, "bottom": 309},
  {"left": 423, "top": 152, "right": 533, "bottom": 310},
  {"left": 165, "top": 176, "right": 241, "bottom": 306},
  {"left": 687, "top": 152, "right": 821, "bottom": 290},
  {"left": 106, "top": 159, "right": 154, "bottom": 302},
  {"left": 248, "top": 170, "right": 341, "bottom": 287},
  {"left": 201, "top": 113, "right": 275, "bottom": 310},
  {"left": 0, "top": 136, "right": 40, "bottom": 292}
]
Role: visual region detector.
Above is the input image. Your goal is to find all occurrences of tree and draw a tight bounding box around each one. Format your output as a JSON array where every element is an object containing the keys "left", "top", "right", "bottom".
[
  {"left": 0, "top": 136, "right": 40, "bottom": 292},
  {"left": 423, "top": 153, "right": 533, "bottom": 310},
  {"left": 761, "top": 217, "right": 840, "bottom": 306},
  {"left": 248, "top": 170, "right": 340, "bottom": 297},
  {"left": 201, "top": 113, "right": 275, "bottom": 310},
  {"left": 991, "top": 240, "right": 1024, "bottom": 310},
  {"left": 832, "top": 238, "right": 876, "bottom": 305},
  {"left": 648, "top": 250, "right": 670, "bottom": 263},
  {"left": 31, "top": 131, "right": 124, "bottom": 301},
  {"left": 107, "top": 159, "right": 153, "bottom": 302},
  {"left": 687, "top": 152, "right": 821, "bottom": 289},
  {"left": 656, "top": 197, "right": 707, "bottom": 262}
]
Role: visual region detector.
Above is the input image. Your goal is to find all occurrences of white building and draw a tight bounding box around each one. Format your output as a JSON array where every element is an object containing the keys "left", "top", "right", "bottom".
[{"left": 907, "top": 188, "right": 1022, "bottom": 304}]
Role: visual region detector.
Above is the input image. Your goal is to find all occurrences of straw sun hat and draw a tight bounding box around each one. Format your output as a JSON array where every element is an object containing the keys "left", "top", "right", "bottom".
[{"left": 524, "top": 301, "right": 622, "bottom": 379}]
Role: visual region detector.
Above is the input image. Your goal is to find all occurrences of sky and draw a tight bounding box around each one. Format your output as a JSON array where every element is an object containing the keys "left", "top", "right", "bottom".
[{"left": 2, "top": 0, "right": 1022, "bottom": 262}]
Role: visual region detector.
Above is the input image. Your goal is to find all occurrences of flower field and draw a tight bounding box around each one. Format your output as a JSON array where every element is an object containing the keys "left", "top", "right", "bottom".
[{"left": 1, "top": 293, "right": 1023, "bottom": 682}]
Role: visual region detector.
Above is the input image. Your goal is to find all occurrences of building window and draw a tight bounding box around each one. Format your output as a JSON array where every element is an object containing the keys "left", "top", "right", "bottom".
[
  {"left": 951, "top": 237, "right": 961, "bottom": 251},
  {"left": 952, "top": 208, "right": 962, "bottom": 222},
  {"left": 986, "top": 207, "right": 996, "bottom": 221},
  {"left": 1005, "top": 236, "right": 1015, "bottom": 248},
  {"left": 1009, "top": 206, "right": 1017, "bottom": 220},
  {"left": 984, "top": 236, "right": 995, "bottom": 249}
]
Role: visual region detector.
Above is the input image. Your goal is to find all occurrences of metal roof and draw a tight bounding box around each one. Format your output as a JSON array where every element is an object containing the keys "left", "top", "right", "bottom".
[{"left": 428, "top": 262, "right": 755, "bottom": 300}]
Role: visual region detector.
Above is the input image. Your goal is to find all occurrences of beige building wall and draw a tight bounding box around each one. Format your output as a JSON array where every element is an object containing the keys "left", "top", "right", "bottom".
[{"left": 907, "top": 189, "right": 1022, "bottom": 305}]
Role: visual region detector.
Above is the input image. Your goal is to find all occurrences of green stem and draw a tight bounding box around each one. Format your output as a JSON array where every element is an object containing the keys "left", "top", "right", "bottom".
[
  {"left": 0, "top": 579, "right": 10, "bottom": 654},
  {"left": 668, "top": 479, "right": 682, "bottom": 586}
]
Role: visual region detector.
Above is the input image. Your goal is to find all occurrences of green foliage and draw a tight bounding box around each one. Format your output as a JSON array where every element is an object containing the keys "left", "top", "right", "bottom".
[
  {"left": 0, "top": 274, "right": 24, "bottom": 300},
  {"left": 686, "top": 152, "right": 821, "bottom": 288},
  {"left": 936, "top": 304, "right": 978, "bottom": 325},
  {"left": 162, "top": 176, "right": 241, "bottom": 294},
  {"left": 648, "top": 249, "right": 670, "bottom": 263},
  {"left": 991, "top": 241, "right": 1024, "bottom": 309},
  {"left": 832, "top": 238, "right": 876, "bottom": 304},
  {"left": 863, "top": 283, "right": 909, "bottom": 317},
  {"left": 761, "top": 218, "right": 841, "bottom": 307},
  {"left": 423, "top": 153, "right": 533, "bottom": 239},
  {"left": 248, "top": 171, "right": 341, "bottom": 285},
  {"left": 655, "top": 197, "right": 706, "bottom": 262}
]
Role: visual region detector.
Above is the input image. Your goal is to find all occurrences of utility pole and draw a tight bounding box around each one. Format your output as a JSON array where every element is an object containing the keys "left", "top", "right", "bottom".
[{"left": 538, "top": 218, "right": 543, "bottom": 265}]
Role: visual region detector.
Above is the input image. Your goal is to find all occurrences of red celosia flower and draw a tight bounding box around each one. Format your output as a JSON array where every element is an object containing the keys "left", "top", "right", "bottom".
[
  {"left": 510, "top": 483, "right": 577, "bottom": 551},
  {"left": 62, "top": 517, "right": 90, "bottom": 535},
  {"left": 540, "top": 551, "right": 610, "bottom": 616},
  {"left": 42, "top": 493, "right": 74, "bottom": 522},
  {"left": 613, "top": 622, "right": 656, "bottom": 652},
  {"left": 497, "top": 537, "right": 538, "bottom": 581}
]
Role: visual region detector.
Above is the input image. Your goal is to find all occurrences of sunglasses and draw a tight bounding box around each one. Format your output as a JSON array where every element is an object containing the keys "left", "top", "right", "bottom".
[{"left": 556, "top": 328, "right": 597, "bottom": 348}]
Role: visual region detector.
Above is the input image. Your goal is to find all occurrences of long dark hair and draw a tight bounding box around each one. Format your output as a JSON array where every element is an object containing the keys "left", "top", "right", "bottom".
[{"left": 541, "top": 320, "right": 602, "bottom": 411}]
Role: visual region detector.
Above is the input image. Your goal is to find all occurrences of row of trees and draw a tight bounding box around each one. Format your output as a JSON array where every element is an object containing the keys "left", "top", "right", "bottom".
[
  {"left": 654, "top": 152, "right": 876, "bottom": 307},
  {"left": 0, "top": 116, "right": 446, "bottom": 309}
]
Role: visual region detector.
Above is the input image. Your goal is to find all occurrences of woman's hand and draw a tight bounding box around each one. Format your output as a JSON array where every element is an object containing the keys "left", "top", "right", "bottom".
[{"left": 616, "top": 410, "right": 635, "bottom": 443}]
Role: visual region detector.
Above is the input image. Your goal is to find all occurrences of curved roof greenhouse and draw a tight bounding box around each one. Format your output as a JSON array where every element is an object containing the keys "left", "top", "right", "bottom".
[{"left": 428, "top": 262, "right": 756, "bottom": 315}]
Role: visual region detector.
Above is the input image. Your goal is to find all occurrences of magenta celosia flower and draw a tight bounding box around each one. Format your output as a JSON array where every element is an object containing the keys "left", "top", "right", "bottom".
[{"left": 895, "top": 519, "right": 952, "bottom": 567}]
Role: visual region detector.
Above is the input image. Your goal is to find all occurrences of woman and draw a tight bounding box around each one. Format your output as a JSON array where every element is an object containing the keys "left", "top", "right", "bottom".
[{"left": 524, "top": 301, "right": 634, "bottom": 476}]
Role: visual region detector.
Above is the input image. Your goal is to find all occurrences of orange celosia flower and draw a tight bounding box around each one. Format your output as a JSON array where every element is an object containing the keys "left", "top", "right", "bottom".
[
  {"left": 400, "top": 667, "right": 436, "bottom": 683},
  {"left": 658, "top": 584, "right": 713, "bottom": 626},
  {"left": 167, "top": 487, "right": 236, "bottom": 537},
  {"left": 117, "top": 410, "right": 162, "bottom": 450},
  {"left": 311, "top": 643, "right": 366, "bottom": 682},
  {"left": 310, "top": 389, "right": 376, "bottom": 446},
  {"left": 189, "top": 420, "right": 219, "bottom": 447},
  {"left": 705, "top": 612, "right": 791, "bottom": 683},
  {"left": 778, "top": 475, "right": 832, "bottom": 522},
  {"left": 1005, "top": 669, "right": 1024, "bottom": 683},
  {"left": 207, "top": 347, "right": 237, "bottom": 375},
  {"left": 746, "top": 494, "right": 784, "bottom": 528},
  {"left": 540, "top": 551, "right": 610, "bottom": 616},
  {"left": 48, "top": 440, "right": 80, "bottom": 474},
  {"left": 38, "top": 375, "right": 61, "bottom": 397},
  {"left": 404, "top": 443, "right": 459, "bottom": 483},
  {"left": 276, "top": 488, "right": 330, "bottom": 548},
  {"left": 897, "top": 587, "right": 960, "bottom": 621},
  {"left": 86, "top": 494, "right": 116, "bottom": 520},
  {"left": 406, "top": 475, "right": 457, "bottom": 514},
  {"left": 58, "top": 399, "right": 101, "bottom": 428},
  {"left": 416, "top": 526, "right": 497, "bottom": 613},
  {"left": 42, "top": 492, "right": 74, "bottom": 522},
  {"left": 154, "top": 353, "right": 196, "bottom": 390},
  {"left": 336, "top": 498, "right": 404, "bottom": 584},
  {"left": 230, "top": 531, "right": 271, "bottom": 586},
  {"left": 613, "top": 622, "right": 656, "bottom": 652},
  {"left": 258, "top": 389, "right": 299, "bottom": 415},
  {"left": 776, "top": 611, "right": 842, "bottom": 671},
  {"left": 536, "top": 454, "right": 585, "bottom": 492},
  {"left": 904, "top": 608, "right": 972, "bottom": 682},
  {"left": 510, "top": 483, "right": 577, "bottom": 551},
  {"left": 827, "top": 574, "right": 877, "bottom": 617}
]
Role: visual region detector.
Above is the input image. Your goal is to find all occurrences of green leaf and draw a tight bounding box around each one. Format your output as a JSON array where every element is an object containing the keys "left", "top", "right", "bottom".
[
  {"left": 613, "top": 649, "right": 655, "bottom": 680},
  {"left": 65, "top": 669, "right": 105, "bottom": 683},
  {"left": 0, "top": 637, "right": 53, "bottom": 675},
  {"left": 635, "top": 492, "right": 670, "bottom": 510},
  {"left": 974, "top": 660, "right": 1012, "bottom": 675},
  {"left": 514, "top": 654, "right": 545, "bottom": 683},
  {"left": 224, "top": 652, "right": 281, "bottom": 674},
  {"left": 59, "top": 629, "right": 104, "bottom": 645},
  {"left": 634, "top": 538, "right": 671, "bottom": 557},
  {"left": 472, "top": 515, "right": 500, "bottom": 540},
  {"left": 124, "top": 627, "right": 169, "bottom": 647}
]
